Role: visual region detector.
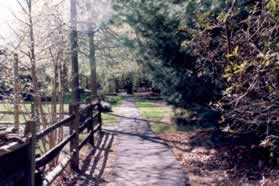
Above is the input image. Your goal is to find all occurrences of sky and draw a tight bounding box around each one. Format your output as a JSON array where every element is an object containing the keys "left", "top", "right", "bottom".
[
  {"left": 0, "top": 0, "right": 112, "bottom": 46},
  {"left": 0, "top": 1, "right": 19, "bottom": 42},
  {"left": 0, "top": 1, "right": 18, "bottom": 22}
]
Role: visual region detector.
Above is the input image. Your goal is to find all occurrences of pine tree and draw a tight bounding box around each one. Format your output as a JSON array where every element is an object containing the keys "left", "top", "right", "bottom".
[
  {"left": 113, "top": 0, "right": 225, "bottom": 108},
  {"left": 113, "top": 0, "right": 279, "bottom": 145}
]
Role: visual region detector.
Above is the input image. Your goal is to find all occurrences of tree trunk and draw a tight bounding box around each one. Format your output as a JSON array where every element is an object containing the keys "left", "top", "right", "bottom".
[
  {"left": 51, "top": 63, "right": 58, "bottom": 123},
  {"left": 88, "top": 31, "right": 97, "bottom": 100},
  {"left": 26, "top": 0, "right": 50, "bottom": 154},
  {"left": 13, "top": 53, "right": 20, "bottom": 130},
  {"left": 27, "top": 0, "right": 40, "bottom": 126},
  {"left": 58, "top": 59, "right": 65, "bottom": 141},
  {"left": 70, "top": 0, "right": 80, "bottom": 171},
  {"left": 50, "top": 59, "right": 58, "bottom": 166},
  {"left": 115, "top": 79, "right": 119, "bottom": 93}
]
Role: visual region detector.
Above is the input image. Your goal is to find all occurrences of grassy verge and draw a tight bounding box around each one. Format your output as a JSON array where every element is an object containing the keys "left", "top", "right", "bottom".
[
  {"left": 135, "top": 98, "right": 178, "bottom": 133},
  {"left": 0, "top": 114, "right": 31, "bottom": 123},
  {"left": 102, "top": 96, "right": 122, "bottom": 127},
  {"left": 0, "top": 95, "right": 122, "bottom": 126},
  {"left": 0, "top": 103, "right": 69, "bottom": 124},
  {"left": 0, "top": 103, "right": 69, "bottom": 113}
]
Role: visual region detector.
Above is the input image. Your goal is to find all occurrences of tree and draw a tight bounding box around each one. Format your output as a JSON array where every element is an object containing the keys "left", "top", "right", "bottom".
[
  {"left": 113, "top": 0, "right": 279, "bottom": 151},
  {"left": 70, "top": 0, "right": 80, "bottom": 170},
  {"left": 2, "top": 0, "right": 72, "bottom": 156},
  {"left": 113, "top": 0, "right": 223, "bottom": 108}
]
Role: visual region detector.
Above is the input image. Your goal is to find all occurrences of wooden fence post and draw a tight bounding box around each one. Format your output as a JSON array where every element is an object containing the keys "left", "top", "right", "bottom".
[
  {"left": 27, "top": 121, "right": 36, "bottom": 186},
  {"left": 88, "top": 105, "right": 94, "bottom": 146},
  {"left": 69, "top": 104, "right": 74, "bottom": 155},
  {"left": 98, "top": 101, "right": 102, "bottom": 133},
  {"left": 69, "top": 104, "right": 80, "bottom": 171}
]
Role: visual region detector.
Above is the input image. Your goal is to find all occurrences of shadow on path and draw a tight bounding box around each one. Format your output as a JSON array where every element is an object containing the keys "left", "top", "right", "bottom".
[
  {"left": 66, "top": 132, "right": 114, "bottom": 186},
  {"left": 104, "top": 129, "right": 169, "bottom": 146},
  {"left": 107, "top": 95, "right": 189, "bottom": 186}
]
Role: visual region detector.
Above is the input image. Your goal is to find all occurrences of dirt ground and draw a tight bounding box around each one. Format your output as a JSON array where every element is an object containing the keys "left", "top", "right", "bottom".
[{"left": 159, "top": 130, "right": 279, "bottom": 186}]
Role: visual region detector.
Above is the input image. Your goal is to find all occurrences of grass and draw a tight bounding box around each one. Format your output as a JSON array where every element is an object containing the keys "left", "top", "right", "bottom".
[
  {"left": 0, "top": 114, "right": 31, "bottom": 122},
  {"left": 0, "top": 103, "right": 69, "bottom": 112},
  {"left": 151, "top": 123, "right": 177, "bottom": 133},
  {"left": 136, "top": 99, "right": 208, "bottom": 133},
  {"left": 136, "top": 100, "right": 172, "bottom": 120},
  {"left": 102, "top": 95, "right": 122, "bottom": 127},
  {"left": 0, "top": 95, "right": 122, "bottom": 126},
  {"left": 102, "top": 107, "right": 118, "bottom": 127},
  {"left": 0, "top": 103, "right": 69, "bottom": 123},
  {"left": 135, "top": 98, "right": 178, "bottom": 133}
]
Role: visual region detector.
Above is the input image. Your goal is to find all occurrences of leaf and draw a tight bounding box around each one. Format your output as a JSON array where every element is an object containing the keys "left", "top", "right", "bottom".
[
  {"left": 265, "top": 60, "right": 271, "bottom": 66},
  {"left": 257, "top": 52, "right": 265, "bottom": 59},
  {"left": 223, "top": 74, "right": 232, "bottom": 82},
  {"left": 226, "top": 53, "right": 234, "bottom": 58},
  {"left": 225, "top": 86, "right": 233, "bottom": 94},
  {"left": 240, "top": 60, "right": 248, "bottom": 68},
  {"left": 226, "top": 46, "right": 239, "bottom": 58},
  {"left": 233, "top": 46, "right": 239, "bottom": 56},
  {"left": 267, "top": 0, "right": 279, "bottom": 15}
]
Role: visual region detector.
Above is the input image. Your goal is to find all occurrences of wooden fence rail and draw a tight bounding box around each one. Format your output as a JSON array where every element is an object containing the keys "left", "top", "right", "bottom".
[
  {"left": 0, "top": 102, "right": 103, "bottom": 186},
  {"left": 36, "top": 115, "right": 75, "bottom": 140},
  {"left": 36, "top": 102, "right": 102, "bottom": 186}
]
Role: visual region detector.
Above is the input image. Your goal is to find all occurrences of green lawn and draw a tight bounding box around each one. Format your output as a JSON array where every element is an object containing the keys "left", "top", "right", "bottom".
[
  {"left": 102, "top": 96, "right": 122, "bottom": 127},
  {"left": 135, "top": 98, "right": 177, "bottom": 133},
  {"left": 0, "top": 96, "right": 122, "bottom": 125},
  {"left": 0, "top": 114, "right": 31, "bottom": 123},
  {"left": 0, "top": 103, "right": 69, "bottom": 112},
  {"left": 136, "top": 99, "right": 201, "bottom": 133},
  {"left": 0, "top": 103, "right": 69, "bottom": 123},
  {"left": 102, "top": 107, "right": 119, "bottom": 127}
]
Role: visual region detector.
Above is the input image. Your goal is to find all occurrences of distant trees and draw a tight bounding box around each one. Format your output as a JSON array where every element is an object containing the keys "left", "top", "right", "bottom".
[{"left": 78, "top": 22, "right": 143, "bottom": 95}]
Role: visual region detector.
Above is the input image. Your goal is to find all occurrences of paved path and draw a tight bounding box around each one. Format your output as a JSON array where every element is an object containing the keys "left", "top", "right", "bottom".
[{"left": 107, "top": 96, "right": 188, "bottom": 186}]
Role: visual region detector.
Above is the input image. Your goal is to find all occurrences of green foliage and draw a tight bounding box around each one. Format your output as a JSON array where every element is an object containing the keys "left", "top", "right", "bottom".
[
  {"left": 64, "top": 92, "right": 90, "bottom": 103},
  {"left": 267, "top": 0, "right": 279, "bottom": 15},
  {"left": 78, "top": 24, "right": 144, "bottom": 95},
  {"left": 114, "top": 0, "right": 279, "bottom": 148},
  {"left": 113, "top": 0, "right": 228, "bottom": 108}
]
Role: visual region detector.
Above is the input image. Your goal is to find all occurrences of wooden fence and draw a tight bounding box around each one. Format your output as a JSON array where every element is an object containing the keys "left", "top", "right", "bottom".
[{"left": 0, "top": 102, "right": 103, "bottom": 186}]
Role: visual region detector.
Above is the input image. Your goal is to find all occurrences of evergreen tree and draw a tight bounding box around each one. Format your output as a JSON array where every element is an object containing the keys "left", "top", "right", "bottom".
[
  {"left": 113, "top": 0, "right": 226, "bottom": 108},
  {"left": 113, "top": 0, "right": 279, "bottom": 146}
]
